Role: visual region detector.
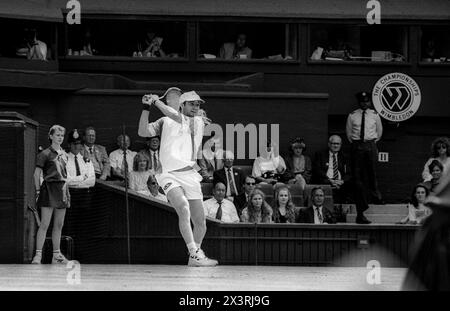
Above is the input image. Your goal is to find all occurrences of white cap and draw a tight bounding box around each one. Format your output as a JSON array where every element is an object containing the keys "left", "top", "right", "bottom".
[
  {"left": 179, "top": 91, "right": 205, "bottom": 104},
  {"left": 162, "top": 86, "right": 182, "bottom": 98}
]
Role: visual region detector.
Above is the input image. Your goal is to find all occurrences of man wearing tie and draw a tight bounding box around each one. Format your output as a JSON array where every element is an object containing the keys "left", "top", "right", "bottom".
[
  {"left": 203, "top": 182, "right": 239, "bottom": 223},
  {"left": 109, "top": 134, "right": 137, "bottom": 180},
  {"left": 65, "top": 129, "right": 96, "bottom": 240},
  {"left": 141, "top": 135, "right": 161, "bottom": 173},
  {"left": 213, "top": 150, "right": 245, "bottom": 202},
  {"left": 313, "top": 135, "right": 352, "bottom": 203},
  {"left": 82, "top": 126, "right": 110, "bottom": 180},
  {"left": 199, "top": 136, "right": 224, "bottom": 182},
  {"left": 297, "top": 187, "right": 336, "bottom": 224},
  {"left": 346, "top": 91, "right": 384, "bottom": 224}
]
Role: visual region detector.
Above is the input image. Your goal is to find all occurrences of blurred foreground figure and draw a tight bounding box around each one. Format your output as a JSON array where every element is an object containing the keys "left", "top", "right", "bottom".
[{"left": 403, "top": 171, "right": 450, "bottom": 290}]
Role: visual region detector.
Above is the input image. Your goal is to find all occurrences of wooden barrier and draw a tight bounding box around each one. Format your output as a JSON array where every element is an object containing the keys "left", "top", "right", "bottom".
[{"left": 66, "top": 181, "right": 418, "bottom": 267}]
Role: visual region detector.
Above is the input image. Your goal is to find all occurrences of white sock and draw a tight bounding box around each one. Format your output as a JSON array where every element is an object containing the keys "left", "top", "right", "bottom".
[
  {"left": 187, "top": 242, "right": 197, "bottom": 255},
  {"left": 196, "top": 243, "right": 201, "bottom": 249},
  {"left": 35, "top": 250, "right": 42, "bottom": 256},
  {"left": 53, "top": 250, "right": 61, "bottom": 256}
]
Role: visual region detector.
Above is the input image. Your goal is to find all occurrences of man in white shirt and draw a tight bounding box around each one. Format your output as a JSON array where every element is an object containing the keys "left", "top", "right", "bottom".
[
  {"left": 203, "top": 182, "right": 239, "bottom": 223},
  {"left": 346, "top": 91, "right": 384, "bottom": 223},
  {"left": 138, "top": 88, "right": 218, "bottom": 267},
  {"left": 66, "top": 129, "right": 96, "bottom": 189},
  {"left": 109, "top": 134, "right": 137, "bottom": 180}
]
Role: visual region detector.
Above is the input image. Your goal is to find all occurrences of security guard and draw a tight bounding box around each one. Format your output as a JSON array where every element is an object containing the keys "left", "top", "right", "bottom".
[{"left": 346, "top": 91, "right": 384, "bottom": 224}]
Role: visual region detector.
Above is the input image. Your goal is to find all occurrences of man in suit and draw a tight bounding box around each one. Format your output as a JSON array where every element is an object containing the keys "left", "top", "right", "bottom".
[
  {"left": 141, "top": 135, "right": 161, "bottom": 173},
  {"left": 82, "top": 126, "right": 110, "bottom": 180},
  {"left": 297, "top": 187, "right": 336, "bottom": 224},
  {"left": 198, "top": 136, "right": 223, "bottom": 182},
  {"left": 234, "top": 175, "right": 256, "bottom": 217},
  {"left": 312, "top": 135, "right": 352, "bottom": 203},
  {"left": 213, "top": 150, "right": 245, "bottom": 202}
]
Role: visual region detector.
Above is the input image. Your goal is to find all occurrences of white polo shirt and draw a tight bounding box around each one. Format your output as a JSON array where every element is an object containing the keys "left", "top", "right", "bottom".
[{"left": 147, "top": 116, "right": 205, "bottom": 173}]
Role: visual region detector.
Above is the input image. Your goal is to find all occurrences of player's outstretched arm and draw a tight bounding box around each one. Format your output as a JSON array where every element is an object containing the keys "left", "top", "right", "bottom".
[
  {"left": 138, "top": 95, "right": 163, "bottom": 137},
  {"left": 151, "top": 95, "right": 183, "bottom": 123}
]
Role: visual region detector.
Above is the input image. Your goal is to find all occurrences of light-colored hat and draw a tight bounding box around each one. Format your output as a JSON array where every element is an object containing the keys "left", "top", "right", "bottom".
[
  {"left": 162, "top": 86, "right": 182, "bottom": 98},
  {"left": 179, "top": 91, "right": 205, "bottom": 104}
]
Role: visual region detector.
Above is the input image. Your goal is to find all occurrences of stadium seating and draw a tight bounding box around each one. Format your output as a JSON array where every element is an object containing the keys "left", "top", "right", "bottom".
[
  {"left": 234, "top": 165, "right": 253, "bottom": 178},
  {"left": 201, "top": 182, "right": 214, "bottom": 199}
]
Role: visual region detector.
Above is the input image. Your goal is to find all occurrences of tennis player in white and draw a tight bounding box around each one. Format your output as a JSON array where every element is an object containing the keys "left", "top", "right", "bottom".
[{"left": 138, "top": 88, "right": 218, "bottom": 267}]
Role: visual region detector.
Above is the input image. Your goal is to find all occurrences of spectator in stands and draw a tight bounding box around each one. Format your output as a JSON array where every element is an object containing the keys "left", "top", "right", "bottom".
[
  {"left": 141, "top": 136, "right": 160, "bottom": 174},
  {"left": 422, "top": 137, "right": 450, "bottom": 182},
  {"left": 129, "top": 152, "right": 152, "bottom": 194},
  {"left": 219, "top": 33, "right": 252, "bottom": 60},
  {"left": 234, "top": 175, "right": 256, "bottom": 216},
  {"left": 312, "top": 135, "right": 352, "bottom": 203},
  {"left": 252, "top": 140, "right": 286, "bottom": 185},
  {"left": 203, "top": 182, "right": 239, "bottom": 223},
  {"left": 16, "top": 28, "right": 47, "bottom": 60},
  {"left": 197, "top": 109, "right": 212, "bottom": 125},
  {"left": 66, "top": 129, "right": 95, "bottom": 189},
  {"left": 82, "top": 127, "right": 110, "bottom": 180},
  {"left": 398, "top": 184, "right": 431, "bottom": 225},
  {"left": 138, "top": 30, "right": 166, "bottom": 57},
  {"left": 81, "top": 28, "right": 97, "bottom": 56},
  {"left": 423, "top": 160, "right": 444, "bottom": 194},
  {"left": 199, "top": 136, "right": 223, "bottom": 182},
  {"left": 146, "top": 174, "right": 168, "bottom": 202},
  {"left": 346, "top": 91, "right": 384, "bottom": 224},
  {"left": 284, "top": 137, "right": 312, "bottom": 189},
  {"left": 297, "top": 187, "right": 336, "bottom": 224},
  {"left": 32, "top": 125, "right": 70, "bottom": 264},
  {"left": 213, "top": 150, "right": 245, "bottom": 202},
  {"left": 109, "top": 134, "right": 137, "bottom": 181},
  {"left": 240, "top": 189, "right": 273, "bottom": 223},
  {"left": 272, "top": 186, "right": 297, "bottom": 223}
]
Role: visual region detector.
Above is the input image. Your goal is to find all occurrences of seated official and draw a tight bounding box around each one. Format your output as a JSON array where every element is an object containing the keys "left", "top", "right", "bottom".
[
  {"left": 82, "top": 126, "right": 110, "bottom": 180},
  {"left": 252, "top": 140, "right": 287, "bottom": 185},
  {"left": 66, "top": 129, "right": 95, "bottom": 189},
  {"left": 272, "top": 186, "right": 297, "bottom": 223},
  {"left": 240, "top": 189, "right": 273, "bottom": 223},
  {"left": 140, "top": 135, "right": 161, "bottom": 174},
  {"left": 423, "top": 160, "right": 444, "bottom": 195},
  {"left": 213, "top": 150, "right": 245, "bottom": 202},
  {"left": 129, "top": 152, "right": 152, "bottom": 194},
  {"left": 312, "top": 135, "right": 352, "bottom": 203},
  {"left": 146, "top": 175, "right": 168, "bottom": 202},
  {"left": 203, "top": 182, "right": 239, "bottom": 223},
  {"left": 284, "top": 137, "right": 312, "bottom": 190},
  {"left": 398, "top": 184, "right": 431, "bottom": 225},
  {"left": 234, "top": 175, "right": 256, "bottom": 217},
  {"left": 109, "top": 134, "right": 137, "bottom": 180},
  {"left": 297, "top": 187, "right": 336, "bottom": 224},
  {"left": 199, "top": 136, "right": 223, "bottom": 182},
  {"left": 421, "top": 137, "right": 450, "bottom": 182},
  {"left": 219, "top": 33, "right": 252, "bottom": 60}
]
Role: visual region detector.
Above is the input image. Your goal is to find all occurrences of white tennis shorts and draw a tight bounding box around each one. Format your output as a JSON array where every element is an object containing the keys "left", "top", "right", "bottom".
[{"left": 155, "top": 169, "right": 203, "bottom": 200}]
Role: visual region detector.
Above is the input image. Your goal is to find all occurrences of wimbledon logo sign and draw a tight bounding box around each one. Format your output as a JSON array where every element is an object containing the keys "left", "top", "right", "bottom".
[{"left": 372, "top": 72, "right": 421, "bottom": 122}]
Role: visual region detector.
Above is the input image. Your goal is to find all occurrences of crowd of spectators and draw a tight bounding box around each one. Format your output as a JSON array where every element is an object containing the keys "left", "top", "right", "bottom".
[{"left": 53, "top": 102, "right": 449, "bottom": 226}]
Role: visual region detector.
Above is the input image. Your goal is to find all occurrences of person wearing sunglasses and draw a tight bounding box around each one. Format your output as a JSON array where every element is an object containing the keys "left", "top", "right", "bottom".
[
  {"left": 422, "top": 137, "right": 450, "bottom": 182},
  {"left": 146, "top": 175, "right": 168, "bottom": 202},
  {"left": 233, "top": 176, "right": 257, "bottom": 217}
]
